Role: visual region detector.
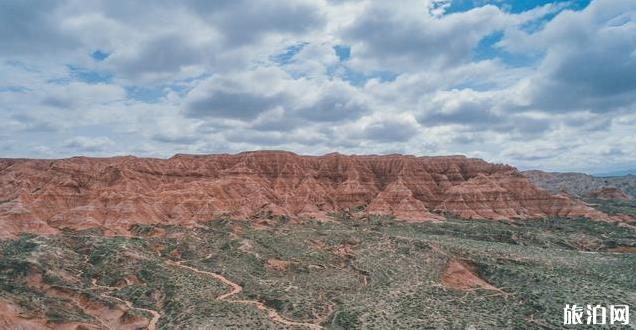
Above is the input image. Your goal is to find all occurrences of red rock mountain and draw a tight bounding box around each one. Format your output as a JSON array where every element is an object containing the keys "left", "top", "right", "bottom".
[{"left": 0, "top": 151, "right": 608, "bottom": 238}]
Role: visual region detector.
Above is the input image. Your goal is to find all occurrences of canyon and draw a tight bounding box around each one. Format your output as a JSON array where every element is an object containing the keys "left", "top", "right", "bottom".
[{"left": 0, "top": 151, "right": 610, "bottom": 238}]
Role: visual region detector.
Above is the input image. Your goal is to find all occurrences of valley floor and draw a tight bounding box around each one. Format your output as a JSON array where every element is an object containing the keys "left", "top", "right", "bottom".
[{"left": 1, "top": 202, "right": 635, "bottom": 329}]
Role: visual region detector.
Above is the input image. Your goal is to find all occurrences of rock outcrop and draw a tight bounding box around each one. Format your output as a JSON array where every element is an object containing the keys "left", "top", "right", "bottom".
[
  {"left": 523, "top": 170, "right": 636, "bottom": 199},
  {"left": 0, "top": 151, "right": 609, "bottom": 238},
  {"left": 586, "top": 188, "right": 631, "bottom": 201}
]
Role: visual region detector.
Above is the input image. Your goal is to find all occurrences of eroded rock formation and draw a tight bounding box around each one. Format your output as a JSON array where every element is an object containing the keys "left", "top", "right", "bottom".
[
  {"left": 523, "top": 170, "right": 636, "bottom": 198},
  {"left": 587, "top": 187, "right": 631, "bottom": 200},
  {"left": 0, "top": 151, "right": 609, "bottom": 237}
]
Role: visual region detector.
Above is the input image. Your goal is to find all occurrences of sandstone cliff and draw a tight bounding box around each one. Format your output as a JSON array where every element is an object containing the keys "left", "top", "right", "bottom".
[{"left": 0, "top": 151, "right": 609, "bottom": 237}]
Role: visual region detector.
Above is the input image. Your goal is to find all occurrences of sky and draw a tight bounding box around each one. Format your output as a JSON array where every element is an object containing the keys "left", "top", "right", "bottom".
[{"left": 0, "top": 0, "right": 635, "bottom": 174}]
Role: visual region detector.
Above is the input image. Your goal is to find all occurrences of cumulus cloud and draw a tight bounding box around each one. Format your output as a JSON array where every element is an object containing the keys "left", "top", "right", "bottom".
[
  {"left": 184, "top": 68, "right": 291, "bottom": 120},
  {"left": 417, "top": 89, "right": 501, "bottom": 126},
  {"left": 0, "top": 0, "right": 635, "bottom": 173},
  {"left": 106, "top": 33, "right": 209, "bottom": 80},
  {"left": 341, "top": 0, "right": 561, "bottom": 72},
  {"left": 192, "top": 0, "right": 326, "bottom": 46},
  {"left": 184, "top": 67, "right": 369, "bottom": 124},
  {"left": 0, "top": 0, "right": 79, "bottom": 56},
  {"left": 343, "top": 1, "right": 507, "bottom": 71},
  {"left": 361, "top": 119, "right": 420, "bottom": 142},
  {"left": 501, "top": 0, "right": 636, "bottom": 113},
  {"left": 64, "top": 136, "right": 115, "bottom": 152},
  {"left": 296, "top": 80, "right": 369, "bottom": 122}
]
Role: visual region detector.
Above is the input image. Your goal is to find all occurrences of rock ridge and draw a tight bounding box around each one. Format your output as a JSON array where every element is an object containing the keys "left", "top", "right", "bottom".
[{"left": 0, "top": 152, "right": 608, "bottom": 237}]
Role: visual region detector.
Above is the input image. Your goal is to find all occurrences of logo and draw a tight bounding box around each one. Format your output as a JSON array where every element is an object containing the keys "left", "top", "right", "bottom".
[{"left": 563, "top": 304, "right": 630, "bottom": 326}]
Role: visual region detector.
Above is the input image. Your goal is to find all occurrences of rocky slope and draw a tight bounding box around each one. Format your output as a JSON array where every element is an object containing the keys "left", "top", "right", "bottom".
[
  {"left": 586, "top": 187, "right": 632, "bottom": 201},
  {"left": 0, "top": 151, "right": 609, "bottom": 238},
  {"left": 523, "top": 170, "right": 636, "bottom": 198}
]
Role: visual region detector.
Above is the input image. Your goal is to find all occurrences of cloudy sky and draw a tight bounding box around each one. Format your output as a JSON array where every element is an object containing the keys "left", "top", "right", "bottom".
[{"left": 1, "top": 0, "right": 635, "bottom": 173}]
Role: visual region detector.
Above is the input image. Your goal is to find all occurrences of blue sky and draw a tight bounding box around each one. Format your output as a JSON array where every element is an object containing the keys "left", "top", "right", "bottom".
[
  {"left": 0, "top": 0, "right": 635, "bottom": 174},
  {"left": 445, "top": 0, "right": 591, "bottom": 14}
]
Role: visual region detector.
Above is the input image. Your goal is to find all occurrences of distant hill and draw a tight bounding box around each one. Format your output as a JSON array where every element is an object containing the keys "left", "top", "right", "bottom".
[
  {"left": 593, "top": 169, "right": 636, "bottom": 177},
  {"left": 523, "top": 170, "right": 636, "bottom": 198}
]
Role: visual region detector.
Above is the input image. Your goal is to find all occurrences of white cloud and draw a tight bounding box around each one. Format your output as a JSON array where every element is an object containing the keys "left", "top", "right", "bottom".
[
  {"left": 0, "top": 0, "right": 635, "bottom": 173},
  {"left": 500, "top": 0, "right": 636, "bottom": 113},
  {"left": 184, "top": 66, "right": 370, "bottom": 125},
  {"left": 64, "top": 136, "right": 115, "bottom": 152}
]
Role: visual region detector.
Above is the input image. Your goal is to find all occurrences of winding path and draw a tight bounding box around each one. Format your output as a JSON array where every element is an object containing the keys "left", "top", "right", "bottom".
[
  {"left": 169, "top": 260, "right": 325, "bottom": 330},
  {"left": 104, "top": 293, "right": 161, "bottom": 330},
  {"left": 89, "top": 257, "right": 326, "bottom": 329},
  {"left": 91, "top": 279, "right": 161, "bottom": 330}
]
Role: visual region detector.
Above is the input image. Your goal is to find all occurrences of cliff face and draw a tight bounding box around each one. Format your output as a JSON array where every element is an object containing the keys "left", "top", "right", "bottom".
[{"left": 0, "top": 151, "right": 608, "bottom": 237}]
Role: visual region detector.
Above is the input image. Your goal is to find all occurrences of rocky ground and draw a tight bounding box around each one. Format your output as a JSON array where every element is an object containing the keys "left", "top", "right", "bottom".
[{"left": 1, "top": 199, "right": 635, "bottom": 329}]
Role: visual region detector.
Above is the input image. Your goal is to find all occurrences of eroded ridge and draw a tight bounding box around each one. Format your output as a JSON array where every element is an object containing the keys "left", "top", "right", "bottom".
[{"left": 0, "top": 152, "right": 610, "bottom": 238}]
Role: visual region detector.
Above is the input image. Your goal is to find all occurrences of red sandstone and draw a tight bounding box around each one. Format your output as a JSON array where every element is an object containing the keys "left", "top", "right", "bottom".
[{"left": 0, "top": 151, "right": 609, "bottom": 238}]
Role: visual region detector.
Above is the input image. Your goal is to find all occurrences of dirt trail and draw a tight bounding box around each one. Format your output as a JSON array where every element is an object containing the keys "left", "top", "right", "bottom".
[
  {"left": 169, "top": 260, "right": 324, "bottom": 330},
  {"left": 171, "top": 261, "right": 243, "bottom": 300},
  {"left": 90, "top": 279, "right": 161, "bottom": 330},
  {"left": 102, "top": 294, "right": 161, "bottom": 330},
  {"left": 88, "top": 257, "right": 324, "bottom": 329}
]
